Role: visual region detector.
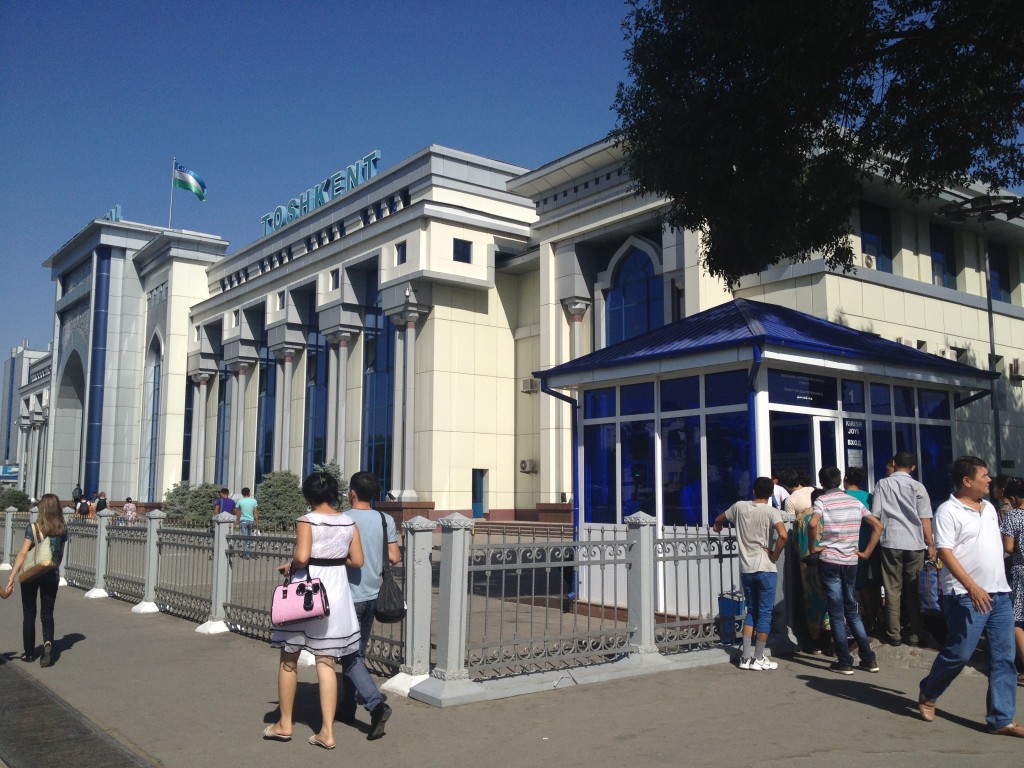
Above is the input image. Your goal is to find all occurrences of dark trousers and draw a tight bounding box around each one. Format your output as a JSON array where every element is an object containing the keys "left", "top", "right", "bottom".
[
  {"left": 21, "top": 570, "right": 59, "bottom": 655},
  {"left": 339, "top": 598, "right": 382, "bottom": 718}
]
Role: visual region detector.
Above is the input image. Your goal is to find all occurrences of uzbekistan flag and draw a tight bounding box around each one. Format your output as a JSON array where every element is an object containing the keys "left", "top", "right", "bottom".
[{"left": 173, "top": 162, "right": 207, "bottom": 202}]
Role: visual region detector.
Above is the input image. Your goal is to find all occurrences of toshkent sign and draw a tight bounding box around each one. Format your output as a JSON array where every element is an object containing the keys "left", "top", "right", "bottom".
[{"left": 260, "top": 150, "right": 381, "bottom": 236}]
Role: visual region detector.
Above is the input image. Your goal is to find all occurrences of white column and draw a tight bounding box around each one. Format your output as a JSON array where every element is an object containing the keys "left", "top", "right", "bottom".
[
  {"left": 232, "top": 363, "right": 248, "bottom": 493},
  {"left": 279, "top": 350, "right": 295, "bottom": 473},
  {"left": 194, "top": 375, "right": 209, "bottom": 485},
  {"left": 29, "top": 423, "right": 41, "bottom": 499},
  {"left": 326, "top": 340, "right": 339, "bottom": 463},
  {"left": 326, "top": 332, "right": 353, "bottom": 469},
  {"left": 273, "top": 358, "right": 284, "bottom": 471},
  {"left": 17, "top": 423, "right": 29, "bottom": 493},
  {"left": 401, "top": 312, "right": 419, "bottom": 501},
  {"left": 561, "top": 299, "right": 591, "bottom": 360},
  {"left": 390, "top": 326, "right": 405, "bottom": 497},
  {"left": 227, "top": 370, "right": 238, "bottom": 490}
]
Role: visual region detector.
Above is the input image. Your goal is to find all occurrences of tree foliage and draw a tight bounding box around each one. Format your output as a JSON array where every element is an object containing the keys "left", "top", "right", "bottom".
[
  {"left": 256, "top": 471, "right": 306, "bottom": 530},
  {"left": 162, "top": 480, "right": 221, "bottom": 524},
  {"left": 0, "top": 487, "right": 32, "bottom": 512},
  {"left": 313, "top": 459, "right": 350, "bottom": 511},
  {"left": 612, "top": 0, "right": 1024, "bottom": 286}
]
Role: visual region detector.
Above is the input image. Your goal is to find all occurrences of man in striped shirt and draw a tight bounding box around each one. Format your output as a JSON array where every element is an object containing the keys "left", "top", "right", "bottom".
[{"left": 809, "top": 466, "right": 883, "bottom": 675}]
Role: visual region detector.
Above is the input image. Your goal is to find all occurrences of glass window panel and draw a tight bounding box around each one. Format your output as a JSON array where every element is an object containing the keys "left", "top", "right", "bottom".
[
  {"left": 621, "top": 382, "right": 655, "bottom": 416},
  {"left": 662, "top": 416, "right": 702, "bottom": 526},
  {"left": 919, "top": 425, "right": 953, "bottom": 510},
  {"left": 584, "top": 387, "right": 616, "bottom": 419},
  {"left": 871, "top": 421, "right": 893, "bottom": 486},
  {"left": 661, "top": 376, "right": 699, "bottom": 412},
  {"left": 606, "top": 247, "right": 664, "bottom": 346},
  {"left": 989, "top": 242, "right": 1012, "bottom": 303},
  {"left": 918, "top": 389, "right": 950, "bottom": 421},
  {"left": 930, "top": 224, "right": 957, "bottom": 289},
  {"left": 819, "top": 420, "right": 837, "bottom": 469},
  {"left": 584, "top": 424, "right": 618, "bottom": 524},
  {"left": 621, "top": 421, "right": 656, "bottom": 517},
  {"left": 860, "top": 201, "right": 893, "bottom": 273},
  {"left": 768, "top": 370, "right": 837, "bottom": 409},
  {"left": 843, "top": 419, "right": 867, "bottom": 471},
  {"left": 842, "top": 379, "right": 865, "bottom": 412},
  {"left": 870, "top": 383, "right": 890, "bottom": 416},
  {"left": 706, "top": 411, "right": 751, "bottom": 527},
  {"left": 769, "top": 412, "right": 813, "bottom": 483},
  {"left": 893, "top": 386, "right": 916, "bottom": 418},
  {"left": 894, "top": 421, "right": 917, "bottom": 458},
  {"left": 705, "top": 369, "right": 747, "bottom": 408}
]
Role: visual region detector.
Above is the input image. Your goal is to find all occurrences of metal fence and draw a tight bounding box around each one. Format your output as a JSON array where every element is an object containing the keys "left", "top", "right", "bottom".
[
  {"left": 0, "top": 508, "right": 741, "bottom": 708},
  {"left": 156, "top": 527, "right": 214, "bottom": 622}
]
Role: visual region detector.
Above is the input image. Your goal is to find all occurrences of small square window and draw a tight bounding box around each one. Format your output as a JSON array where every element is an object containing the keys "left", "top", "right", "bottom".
[
  {"left": 396, "top": 241, "right": 407, "bottom": 266},
  {"left": 453, "top": 238, "right": 472, "bottom": 264},
  {"left": 329, "top": 268, "right": 340, "bottom": 291}
]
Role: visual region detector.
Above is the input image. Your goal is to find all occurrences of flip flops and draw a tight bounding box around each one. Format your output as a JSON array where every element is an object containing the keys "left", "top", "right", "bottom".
[
  {"left": 308, "top": 735, "right": 335, "bottom": 750},
  {"left": 262, "top": 726, "right": 291, "bottom": 742}
]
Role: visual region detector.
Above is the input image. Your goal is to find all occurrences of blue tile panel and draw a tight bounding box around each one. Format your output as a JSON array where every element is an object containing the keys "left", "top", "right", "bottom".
[{"left": 84, "top": 247, "right": 111, "bottom": 496}]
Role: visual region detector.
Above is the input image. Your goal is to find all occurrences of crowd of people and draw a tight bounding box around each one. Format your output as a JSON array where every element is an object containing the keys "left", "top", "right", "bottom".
[{"left": 724, "top": 453, "right": 1024, "bottom": 738}]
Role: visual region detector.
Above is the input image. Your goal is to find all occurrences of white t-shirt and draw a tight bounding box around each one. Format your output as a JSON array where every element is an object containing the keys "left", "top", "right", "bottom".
[
  {"left": 723, "top": 500, "right": 782, "bottom": 574},
  {"left": 933, "top": 494, "right": 1010, "bottom": 596}
]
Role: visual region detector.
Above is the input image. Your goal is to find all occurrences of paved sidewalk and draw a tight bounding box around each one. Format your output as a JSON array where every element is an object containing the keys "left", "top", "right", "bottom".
[{"left": 0, "top": 585, "right": 1021, "bottom": 767}]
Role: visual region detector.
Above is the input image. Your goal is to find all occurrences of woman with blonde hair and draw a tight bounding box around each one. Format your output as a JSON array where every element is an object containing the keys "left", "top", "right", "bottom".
[{"left": 5, "top": 493, "right": 68, "bottom": 667}]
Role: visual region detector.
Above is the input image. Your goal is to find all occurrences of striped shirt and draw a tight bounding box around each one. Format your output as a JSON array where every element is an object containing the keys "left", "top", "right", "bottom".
[{"left": 814, "top": 489, "right": 870, "bottom": 566}]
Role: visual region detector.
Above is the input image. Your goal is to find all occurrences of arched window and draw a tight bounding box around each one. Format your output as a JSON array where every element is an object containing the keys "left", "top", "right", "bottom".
[{"left": 606, "top": 247, "right": 663, "bottom": 346}]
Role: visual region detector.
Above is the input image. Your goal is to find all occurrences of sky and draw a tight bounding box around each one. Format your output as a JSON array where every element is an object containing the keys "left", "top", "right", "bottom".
[{"left": 0, "top": 1, "right": 631, "bottom": 352}]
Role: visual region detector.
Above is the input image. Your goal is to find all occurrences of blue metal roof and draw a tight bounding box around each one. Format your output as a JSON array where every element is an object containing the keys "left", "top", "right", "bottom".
[{"left": 536, "top": 298, "right": 996, "bottom": 381}]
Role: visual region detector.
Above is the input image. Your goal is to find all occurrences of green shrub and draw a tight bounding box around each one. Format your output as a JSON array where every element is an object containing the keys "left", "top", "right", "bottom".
[
  {"left": 312, "top": 459, "right": 350, "bottom": 510},
  {"left": 0, "top": 487, "right": 32, "bottom": 512},
  {"left": 162, "top": 480, "right": 192, "bottom": 517},
  {"left": 256, "top": 472, "right": 305, "bottom": 530},
  {"left": 186, "top": 483, "right": 222, "bottom": 523}
]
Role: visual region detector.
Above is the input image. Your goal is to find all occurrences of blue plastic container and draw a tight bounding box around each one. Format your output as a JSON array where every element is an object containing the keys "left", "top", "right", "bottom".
[{"left": 718, "top": 592, "right": 746, "bottom": 643}]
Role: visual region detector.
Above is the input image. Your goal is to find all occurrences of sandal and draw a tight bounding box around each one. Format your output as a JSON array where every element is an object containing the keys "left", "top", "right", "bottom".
[{"left": 19, "top": 653, "right": 33, "bottom": 662}]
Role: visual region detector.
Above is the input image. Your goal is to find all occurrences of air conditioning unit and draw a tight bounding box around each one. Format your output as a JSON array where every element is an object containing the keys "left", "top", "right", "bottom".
[
  {"left": 936, "top": 348, "right": 957, "bottom": 361},
  {"left": 1009, "top": 359, "right": 1024, "bottom": 380},
  {"left": 520, "top": 378, "right": 539, "bottom": 394},
  {"left": 895, "top": 337, "right": 916, "bottom": 348},
  {"left": 519, "top": 459, "right": 538, "bottom": 474}
]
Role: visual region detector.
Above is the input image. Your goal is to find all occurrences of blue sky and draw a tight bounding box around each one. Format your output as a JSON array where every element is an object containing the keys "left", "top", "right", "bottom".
[{"left": 0, "top": 1, "right": 630, "bottom": 351}]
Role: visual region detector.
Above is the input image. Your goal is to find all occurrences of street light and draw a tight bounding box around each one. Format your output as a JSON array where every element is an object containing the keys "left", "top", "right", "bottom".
[{"left": 937, "top": 194, "right": 1024, "bottom": 472}]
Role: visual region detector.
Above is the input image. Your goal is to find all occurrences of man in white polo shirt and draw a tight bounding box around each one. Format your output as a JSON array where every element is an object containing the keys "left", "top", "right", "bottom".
[{"left": 917, "top": 456, "right": 1022, "bottom": 737}]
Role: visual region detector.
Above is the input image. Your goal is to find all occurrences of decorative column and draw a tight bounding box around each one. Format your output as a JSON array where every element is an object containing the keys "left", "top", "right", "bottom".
[
  {"left": 326, "top": 332, "right": 354, "bottom": 467},
  {"left": 226, "top": 368, "right": 238, "bottom": 490},
  {"left": 132, "top": 510, "right": 165, "bottom": 614},
  {"left": 192, "top": 374, "right": 209, "bottom": 486},
  {"left": 28, "top": 422, "right": 41, "bottom": 500},
  {"left": 231, "top": 363, "right": 248, "bottom": 493},
  {"left": 399, "top": 311, "right": 419, "bottom": 501},
  {"left": 276, "top": 348, "right": 296, "bottom": 473},
  {"left": 17, "top": 423, "right": 29, "bottom": 494},
  {"left": 390, "top": 326, "right": 405, "bottom": 496}
]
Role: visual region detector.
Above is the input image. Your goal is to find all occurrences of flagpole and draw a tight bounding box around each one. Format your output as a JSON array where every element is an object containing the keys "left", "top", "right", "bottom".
[{"left": 168, "top": 156, "right": 176, "bottom": 229}]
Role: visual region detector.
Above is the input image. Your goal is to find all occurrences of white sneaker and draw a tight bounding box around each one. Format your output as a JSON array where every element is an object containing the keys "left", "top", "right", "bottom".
[
  {"left": 750, "top": 656, "right": 778, "bottom": 671},
  {"left": 738, "top": 657, "right": 753, "bottom": 670}
]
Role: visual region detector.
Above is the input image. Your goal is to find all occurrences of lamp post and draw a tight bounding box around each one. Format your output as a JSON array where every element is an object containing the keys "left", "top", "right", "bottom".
[{"left": 938, "top": 194, "right": 1024, "bottom": 472}]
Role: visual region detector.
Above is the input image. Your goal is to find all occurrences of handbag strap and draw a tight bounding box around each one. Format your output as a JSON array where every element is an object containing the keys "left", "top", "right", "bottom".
[{"left": 378, "top": 511, "right": 392, "bottom": 576}]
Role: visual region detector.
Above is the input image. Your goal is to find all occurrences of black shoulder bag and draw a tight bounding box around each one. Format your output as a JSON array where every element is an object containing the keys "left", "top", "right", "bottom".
[{"left": 373, "top": 512, "right": 406, "bottom": 623}]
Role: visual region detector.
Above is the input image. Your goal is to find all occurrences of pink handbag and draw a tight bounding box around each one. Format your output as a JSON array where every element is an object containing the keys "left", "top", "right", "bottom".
[{"left": 271, "top": 575, "right": 330, "bottom": 626}]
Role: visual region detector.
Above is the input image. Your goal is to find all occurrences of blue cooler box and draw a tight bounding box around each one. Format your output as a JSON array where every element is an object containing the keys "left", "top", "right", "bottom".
[{"left": 718, "top": 592, "right": 746, "bottom": 643}]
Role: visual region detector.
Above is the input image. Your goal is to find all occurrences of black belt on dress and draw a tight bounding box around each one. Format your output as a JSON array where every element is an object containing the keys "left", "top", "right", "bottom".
[{"left": 307, "top": 557, "right": 347, "bottom": 567}]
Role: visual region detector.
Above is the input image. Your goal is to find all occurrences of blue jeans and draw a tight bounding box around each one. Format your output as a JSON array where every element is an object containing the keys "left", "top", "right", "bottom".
[
  {"left": 339, "top": 598, "right": 381, "bottom": 718},
  {"left": 240, "top": 520, "right": 254, "bottom": 557},
  {"left": 820, "top": 561, "right": 875, "bottom": 667},
  {"left": 920, "top": 591, "right": 1017, "bottom": 729},
  {"left": 741, "top": 571, "right": 778, "bottom": 635}
]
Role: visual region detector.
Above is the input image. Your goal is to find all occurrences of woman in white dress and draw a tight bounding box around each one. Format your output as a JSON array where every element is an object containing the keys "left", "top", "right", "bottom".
[{"left": 264, "top": 472, "right": 363, "bottom": 749}]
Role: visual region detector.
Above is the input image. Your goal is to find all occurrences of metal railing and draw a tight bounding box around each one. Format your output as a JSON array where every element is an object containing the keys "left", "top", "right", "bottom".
[{"left": 0, "top": 509, "right": 742, "bottom": 708}]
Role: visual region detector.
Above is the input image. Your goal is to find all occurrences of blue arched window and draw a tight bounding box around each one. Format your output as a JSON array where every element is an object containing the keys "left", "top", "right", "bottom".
[{"left": 606, "top": 247, "right": 663, "bottom": 346}]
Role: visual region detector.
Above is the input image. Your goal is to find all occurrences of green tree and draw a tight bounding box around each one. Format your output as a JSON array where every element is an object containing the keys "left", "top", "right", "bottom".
[
  {"left": 0, "top": 487, "right": 32, "bottom": 512},
  {"left": 162, "top": 480, "right": 192, "bottom": 517},
  {"left": 612, "top": 0, "right": 1024, "bottom": 286},
  {"left": 312, "top": 459, "right": 350, "bottom": 510},
  {"left": 256, "top": 471, "right": 306, "bottom": 531}
]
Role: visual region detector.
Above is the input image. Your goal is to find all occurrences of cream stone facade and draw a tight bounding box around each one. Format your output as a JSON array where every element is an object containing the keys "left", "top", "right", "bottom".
[{"left": 14, "top": 139, "right": 1024, "bottom": 525}]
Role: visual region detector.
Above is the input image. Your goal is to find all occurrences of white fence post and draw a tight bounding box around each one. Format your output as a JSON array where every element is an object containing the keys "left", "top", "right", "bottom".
[
  {"left": 197, "top": 512, "right": 235, "bottom": 634},
  {"left": 384, "top": 515, "right": 436, "bottom": 694},
  {"left": 132, "top": 510, "right": 165, "bottom": 614},
  {"left": 85, "top": 509, "right": 115, "bottom": 598},
  {"left": 410, "top": 513, "right": 487, "bottom": 707},
  {"left": 625, "top": 512, "right": 660, "bottom": 656},
  {"left": 1, "top": 508, "right": 15, "bottom": 569}
]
